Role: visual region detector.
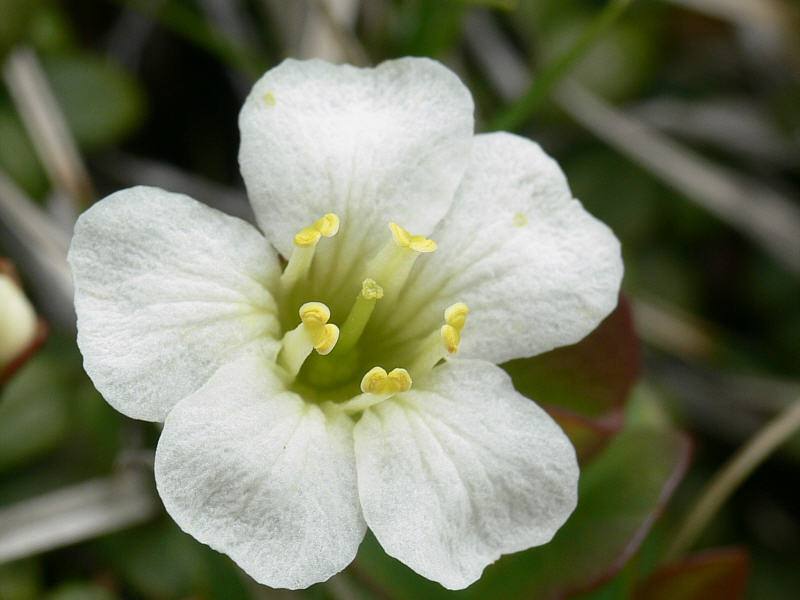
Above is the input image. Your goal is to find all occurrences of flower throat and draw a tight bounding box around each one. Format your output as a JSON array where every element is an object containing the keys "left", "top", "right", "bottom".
[{"left": 274, "top": 213, "right": 467, "bottom": 409}]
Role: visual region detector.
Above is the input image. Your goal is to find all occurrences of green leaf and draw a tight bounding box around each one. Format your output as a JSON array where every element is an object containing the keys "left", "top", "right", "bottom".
[
  {"left": 0, "top": 559, "right": 42, "bottom": 600},
  {"left": 46, "top": 583, "right": 117, "bottom": 600},
  {"left": 355, "top": 426, "right": 691, "bottom": 599},
  {"left": 43, "top": 53, "right": 145, "bottom": 151},
  {"left": 0, "top": 352, "right": 70, "bottom": 472},
  {"left": 457, "top": 0, "right": 517, "bottom": 9},
  {"left": 95, "top": 520, "right": 208, "bottom": 599},
  {"left": 634, "top": 547, "right": 749, "bottom": 600},
  {"left": 94, "top": 519, "right": 250, "bottom": 600},
  {"left": 0, "top": 0, "right": 41, "bottom": 56},
  {"left": 0, "top": 106, "right": 47, "bottom": 197}
]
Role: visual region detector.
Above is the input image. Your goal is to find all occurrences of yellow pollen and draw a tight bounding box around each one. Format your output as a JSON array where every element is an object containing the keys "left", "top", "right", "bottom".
[
  {"left": 389, "top": 222, "right": 437, "bottom": 253},
  {"left": 441, "top": 324, "right": 461, "bottom": 354},
  {"left": 441, "top": 302, "right": 469, "bottom": 354},
  {"left": 360, "top": 367, "right": 413, "bottom": 395},
  {"left": 263, "top": 91, "right": 276, "bottom": 106},
  {"left": 361, "top": 278, "right": 384, "bottom": 300},
  {"left": 293, "top": 213, "right": 340, "bottom": 247},
  {"left": 294, "top": 227, "right": 321, "bottom": 247},
  {"left": 299, "top": 302, "right": 339, "bottom": 355},
  {"left": 445, "top": 302, "right": 469, "bottom": 330}
]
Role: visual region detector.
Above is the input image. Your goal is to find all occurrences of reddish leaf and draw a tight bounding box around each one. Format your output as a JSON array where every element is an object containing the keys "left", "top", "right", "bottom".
[
  {"left": 547, "top": 406, "right": 623, "bottom": 463},
  {"left": 503, "top": 295, "right": 640, "bottom": 419},
  {"left": 634, "top": 547, "right": 750, "bottom": 600}
]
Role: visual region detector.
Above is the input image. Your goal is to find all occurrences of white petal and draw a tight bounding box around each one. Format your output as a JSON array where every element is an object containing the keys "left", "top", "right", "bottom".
[
  {"left": 392, "top": 132, "right": 623, "bottom": 363},
  {"left": 155, "top": 354, "right": 366, "bottom": 590},
  {"left": 238, "top": 58, "right": 473, "bottom": 266},
  {"left": 354, "top": 359, "right": 578, "bottom": 589},
  {"left": 68, "top": 186, "right": 281, "bottom": 422}
]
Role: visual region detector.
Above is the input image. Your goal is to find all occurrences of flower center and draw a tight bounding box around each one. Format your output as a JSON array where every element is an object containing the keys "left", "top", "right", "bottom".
[{"left": 274, "top": 213, "right": 468, "bottom": 411}]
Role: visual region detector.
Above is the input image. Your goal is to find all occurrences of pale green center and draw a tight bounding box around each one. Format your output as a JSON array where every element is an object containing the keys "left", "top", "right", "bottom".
[{"left": 273, "top": 213, "right": 467, "bottom": 409}]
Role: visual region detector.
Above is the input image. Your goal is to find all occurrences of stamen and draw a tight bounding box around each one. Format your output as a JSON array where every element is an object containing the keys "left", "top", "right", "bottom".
[
  {"left": 361, "top": 366, "right": 412, "bottom": 395},
  {"left": 335, "top": 279, "right": 384, "bottom": 353},
  {"left": 366, "top": 222, "right": 437, "bottom": 306},
  {"left": 333, "top": 367, "right": 412, "bottom": 413},
  {"left": 408, "top": 302, "right": 469, "bottom": 376},
  {"left": 278, "top": 302, "right": 340, "bottom": 376},
  {"left": 281, "top": 213, "right": 340, "bottom": 290},
  {"left": 389, "top": 222, "right": 437, "bottom": 253}
]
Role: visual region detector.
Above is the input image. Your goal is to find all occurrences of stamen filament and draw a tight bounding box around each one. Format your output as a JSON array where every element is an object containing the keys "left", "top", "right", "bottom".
[
  {"left": 277, "top": 302, "right": 339, "bottom": 376},
  {"left": 335, "top": 279, "right": 383, "bottom": 353},
  {"left": 366, "top": 223, "right": 436, "bottom": 306},
  {"left": 280, "top": 213, "right": 340, "bottom": 291}
]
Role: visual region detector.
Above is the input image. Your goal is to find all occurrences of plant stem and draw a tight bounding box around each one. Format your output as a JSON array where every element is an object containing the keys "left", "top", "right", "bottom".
[
  {"left": 490, "top": 0, "right": 632, "bottom": 131},
  {"left": 664, "top": 399, "right": 800, "bottom": 561}
]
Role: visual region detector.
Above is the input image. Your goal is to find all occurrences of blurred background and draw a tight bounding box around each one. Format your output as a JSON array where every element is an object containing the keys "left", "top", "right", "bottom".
[{"left": 1, "top": 0, "right": 799, "bottom": 598}]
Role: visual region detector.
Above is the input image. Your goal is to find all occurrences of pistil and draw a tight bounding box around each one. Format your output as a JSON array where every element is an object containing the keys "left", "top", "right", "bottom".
[{"left": 334, "top": 278, "right": 384, "bottom": 354}]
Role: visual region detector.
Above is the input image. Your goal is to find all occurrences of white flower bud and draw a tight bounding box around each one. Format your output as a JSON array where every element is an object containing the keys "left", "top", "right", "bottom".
[{"left": 0, "top": 272, "right": 37, "bottom": 369}]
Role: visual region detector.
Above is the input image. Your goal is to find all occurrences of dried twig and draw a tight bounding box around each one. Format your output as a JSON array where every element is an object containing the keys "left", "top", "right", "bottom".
[
  {"left": 555, "top": 80, "right": 800, "bottom": 275},
  {"left": 0, "top": 470, "right": 158, "bottom": 564},
  {"left": 2, "top": 47, "right": 95, "bottom": 217},
  {"left": 465, "top": 11, "right": 800, "bottom": 275},
  {"left": 0, "top": 170, "right": 74, "bottom": 330},
  {"left": 94, "top": 152, "right": 254, "bottom": 223},
  {"left": 305, "top": 0, "right": 368, "bottom": 65},
  {"left": 197, "top": 0, "right": 264, "bottom": 97},
  {"left": 664, "top": 399, "right": 800, "bottom": 560}
]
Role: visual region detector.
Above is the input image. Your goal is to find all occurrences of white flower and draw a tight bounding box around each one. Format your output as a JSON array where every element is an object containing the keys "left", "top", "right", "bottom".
[{"left": 68, "top": 58, "right": 623, "bottom": 590}]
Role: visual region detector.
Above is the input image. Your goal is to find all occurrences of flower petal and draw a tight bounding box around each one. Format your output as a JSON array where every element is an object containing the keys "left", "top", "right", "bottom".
[
  {"left": 390, "top": 132, "right": 623, "bottom": 364},
  {"left": 238, "top": 58, "right": 473, "bottom": 268},
  {"left": 353, "top": 359, "right": 578, "bottom": 590},
  {"left": 68, "top": 186, "right": 281, "bottom": 422},
  {"left": 155, "top": 353, "right": 366, "bottom": 590}
]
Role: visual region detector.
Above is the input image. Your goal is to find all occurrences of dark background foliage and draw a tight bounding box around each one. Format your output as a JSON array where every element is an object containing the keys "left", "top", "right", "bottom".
[{"left": 1, "top": 0, "right": 799, "bottom": 598}]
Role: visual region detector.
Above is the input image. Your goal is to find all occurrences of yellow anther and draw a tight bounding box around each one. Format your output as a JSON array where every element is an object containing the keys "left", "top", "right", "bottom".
[
  {"left": 298, "top": 302, "right": 339, "bottom": 355},
  {"left": 263, "top": 91, "right": 276, "bottom": 106},
  {"left": 313, "top": 324, "right": 340, "bottom": 355},
  {"left": 441, "top": 324, "right": 461, "bottom": 354},
  {"left": 361, "top": 278, "right": 384, "bottom": 300},
  {"left": 315, "top": 213, "right": 340, "bottom": 237},
  {"left": 278, "top": 301, "right": 340, "bottom": 376},
  {"left": 299, "top": 302, "right": 330, "bottom": 326},
  {"left": 293, "top": 213, "right": 340, "bottom": 247},
  {"left": 294, "top": 227, "right": 322, "bottom": 247},
  {"left": 283, "top": 213, "right": 340, "bottom": 290},
  {"left": 360, "top": 367, "right": 413, "bottom": 395},
  {"left": 389, "top": 222, "right": 437, "bottom": 253},
  {"left": 444, "top": 302, "right": 469, "bottom": 331}
]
